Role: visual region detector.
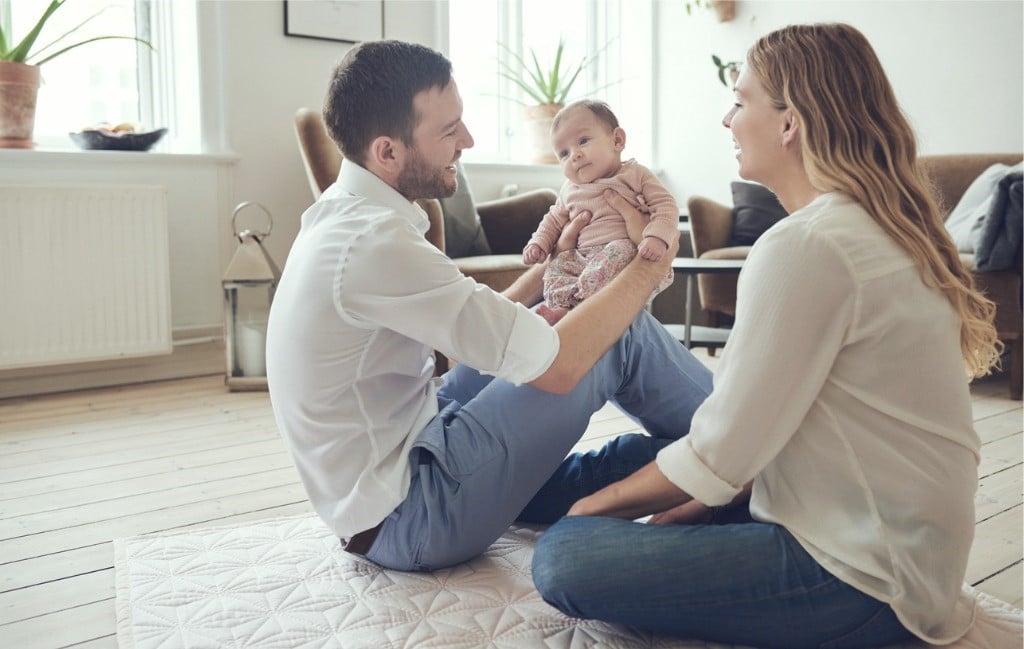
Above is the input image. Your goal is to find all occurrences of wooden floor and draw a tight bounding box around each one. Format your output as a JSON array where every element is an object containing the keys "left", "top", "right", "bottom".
[{"left": 0, "top": 352, "right": 1020, "bottom": 648}]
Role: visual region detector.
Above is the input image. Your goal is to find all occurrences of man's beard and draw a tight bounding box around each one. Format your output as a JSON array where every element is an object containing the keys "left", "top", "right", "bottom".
[{"left": 395, "top": 147, "right": 457, "bottom": 200}]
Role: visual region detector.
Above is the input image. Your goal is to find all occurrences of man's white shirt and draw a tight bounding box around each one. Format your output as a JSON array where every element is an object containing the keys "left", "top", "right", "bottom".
[{"left": 266, "top": 160, "right": 558, "bottom": 539}]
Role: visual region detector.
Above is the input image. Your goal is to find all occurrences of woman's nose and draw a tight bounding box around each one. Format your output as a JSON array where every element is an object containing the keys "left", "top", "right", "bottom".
[{"left": 722, "top": 107, "right": 736, "bottom": 128}]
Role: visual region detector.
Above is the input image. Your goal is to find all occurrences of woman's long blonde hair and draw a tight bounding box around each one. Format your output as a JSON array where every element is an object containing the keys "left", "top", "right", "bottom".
[{"left": 747, "top": 23, "right": 1001, "bottom": 378}]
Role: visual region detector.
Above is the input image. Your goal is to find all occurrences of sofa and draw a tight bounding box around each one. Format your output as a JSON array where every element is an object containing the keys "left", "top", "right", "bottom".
[{"left": 686, "top": 153, "right": 1023, "bottom": 399}]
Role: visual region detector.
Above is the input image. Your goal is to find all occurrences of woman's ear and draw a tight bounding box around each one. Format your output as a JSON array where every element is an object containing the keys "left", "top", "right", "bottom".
[
  {"left": 780, "top": 110, "right": 800, "bottom": 148},
  {"left": 613, "top": 127, "right": 626, "bottom": 152}
]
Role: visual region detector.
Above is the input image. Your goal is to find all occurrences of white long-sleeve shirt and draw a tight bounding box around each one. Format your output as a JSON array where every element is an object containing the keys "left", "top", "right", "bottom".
[
  {"left": 657, "top": 192, "right": 978, "bottom": 644},
  {"left": 266, "top": 160, "right": 559, "bottom": 541}
]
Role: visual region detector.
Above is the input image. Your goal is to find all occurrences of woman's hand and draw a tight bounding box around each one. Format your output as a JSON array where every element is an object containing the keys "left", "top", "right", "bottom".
[
  {"left": 567, "top": 460, "right": 692, "bottom": 520},
  {"left": 647, "top": 500, "right": 714, "bottom": 525},
  {"left": 648, "top": 481, "right": 755, "bottom": 526}
]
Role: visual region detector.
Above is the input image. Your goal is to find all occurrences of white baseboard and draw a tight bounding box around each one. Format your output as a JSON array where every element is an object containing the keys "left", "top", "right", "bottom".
[{"left": 0, "top": 326, "right": 227, "bottom": 400}]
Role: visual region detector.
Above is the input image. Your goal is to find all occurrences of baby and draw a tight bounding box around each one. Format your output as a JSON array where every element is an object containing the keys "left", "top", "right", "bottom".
[{"left": 523, "top": 100, "right": 678, "bottom": 324}]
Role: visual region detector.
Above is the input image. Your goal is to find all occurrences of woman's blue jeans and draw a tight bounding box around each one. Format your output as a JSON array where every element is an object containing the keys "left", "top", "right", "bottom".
[{"left": 530, "top": 475, "right": 915, "bottom": 649}]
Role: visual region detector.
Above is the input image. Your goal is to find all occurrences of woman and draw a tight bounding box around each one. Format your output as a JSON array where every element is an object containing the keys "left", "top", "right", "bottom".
[{"left": 530, "top": 23, "right": 1001, "bottom": 649}]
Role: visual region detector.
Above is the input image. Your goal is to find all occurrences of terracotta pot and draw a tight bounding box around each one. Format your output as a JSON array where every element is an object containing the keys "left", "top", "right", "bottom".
[
  {"left": 523, "top": 103, "right": 562, "bottom": 165},
  {"left": 711, "top": 0, "right": 736, "bottom": 22},
  {"left": 0, "top": 62, "right": 41, "bottom": 149}
]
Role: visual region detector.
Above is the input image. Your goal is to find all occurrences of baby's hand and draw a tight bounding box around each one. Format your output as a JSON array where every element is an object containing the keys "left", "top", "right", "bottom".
[
  {"left": 523, "top": 243, "right": 548, "bottom": 265},
  {"left": 638, "top": 236, "right": 668, "bottom": 261}
]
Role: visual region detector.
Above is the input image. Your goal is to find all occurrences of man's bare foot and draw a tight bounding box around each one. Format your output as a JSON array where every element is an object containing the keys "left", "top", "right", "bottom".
[{"left": 536, "top": 304, "right": 569, "bottom": 326}]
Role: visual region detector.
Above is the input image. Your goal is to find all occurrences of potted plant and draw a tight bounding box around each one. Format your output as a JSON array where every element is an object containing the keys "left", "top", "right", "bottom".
[
  {"left": 685, "top": 0, "right": 736, "bottom": 22},
  {"left": 497, "top": 37, "right": 596, "bottom": 164},
  {"left": 712, "top": 54, "right": 742, "bottom": 87},
  {"left": 0, "top": 0, "right": 151, "bottom": 148}
]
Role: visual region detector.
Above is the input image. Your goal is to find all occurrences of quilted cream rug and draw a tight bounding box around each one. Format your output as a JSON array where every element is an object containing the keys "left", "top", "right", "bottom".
[{"left": 113, "top": 515, "right": 1021, "bottom": 649}]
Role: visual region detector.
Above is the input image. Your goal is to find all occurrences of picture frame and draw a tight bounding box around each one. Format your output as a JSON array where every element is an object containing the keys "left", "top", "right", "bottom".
[{"left": 284, "top": 0, "right": 384, "bottom": 44}]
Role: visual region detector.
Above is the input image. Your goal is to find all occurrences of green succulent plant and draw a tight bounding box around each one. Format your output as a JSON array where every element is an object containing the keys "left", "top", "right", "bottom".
[
  {"left": 0, "top": 0, "right": 151, "bottom": 65},
  {"left": 712, "top": 54, "right": 742, "bottom": 87},
  {"left": 497, "top": 38, "right": 588, "bottom": 106}
]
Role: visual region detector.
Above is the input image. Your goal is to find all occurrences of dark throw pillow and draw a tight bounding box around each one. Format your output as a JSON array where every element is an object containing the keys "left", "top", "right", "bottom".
[
  {"left": 728, "top": 181, "right": 787, "bottom": 247},
  {"left": 439, "top": 162, "right": 492, "bottom": 258}
]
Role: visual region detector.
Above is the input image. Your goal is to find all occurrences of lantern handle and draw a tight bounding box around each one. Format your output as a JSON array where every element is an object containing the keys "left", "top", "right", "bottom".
[{"left": 231, "top": 201, "right": 273, "bottom": 240}]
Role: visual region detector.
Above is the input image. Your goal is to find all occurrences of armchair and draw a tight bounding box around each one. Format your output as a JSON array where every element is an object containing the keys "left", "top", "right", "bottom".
[
  {"left": 687, "top": 153, "right": 1023, "bottom": 399},
  {"left": 294, "top": 108, "right": 557, "bottom": 292}
]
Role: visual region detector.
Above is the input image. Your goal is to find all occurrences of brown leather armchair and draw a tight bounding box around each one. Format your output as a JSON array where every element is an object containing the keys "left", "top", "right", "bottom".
[
  {"left": 294, "top": 107, "right": 557, "bottom": 292},
  {"left": 687, "top": 153, "right": 1023, "bottom": 399}
]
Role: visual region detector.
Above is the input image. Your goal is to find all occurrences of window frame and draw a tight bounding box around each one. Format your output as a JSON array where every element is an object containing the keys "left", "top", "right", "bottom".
[{"left": 444, "top": 0, "right": 654, "bottom": 166}]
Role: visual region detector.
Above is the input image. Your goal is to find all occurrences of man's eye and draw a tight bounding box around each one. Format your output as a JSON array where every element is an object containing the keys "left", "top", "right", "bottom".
[{"left": 558, "top": 151, "right": 568, "bottom": 159}]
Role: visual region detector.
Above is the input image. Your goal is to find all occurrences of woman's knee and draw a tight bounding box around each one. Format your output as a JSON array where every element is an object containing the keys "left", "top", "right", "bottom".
[{"left": 532, "top": 518, "right": 597, "bottom": 615}]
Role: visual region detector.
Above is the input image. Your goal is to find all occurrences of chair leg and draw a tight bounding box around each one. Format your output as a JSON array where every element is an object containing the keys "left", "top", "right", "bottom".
[{"left": 1009, "top": 338, "right": 1022, "bottom": 400}]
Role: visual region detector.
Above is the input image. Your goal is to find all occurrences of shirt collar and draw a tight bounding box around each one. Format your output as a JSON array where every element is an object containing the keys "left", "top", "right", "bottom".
[{"left": 327, "top": 159, "right": 430, "bottom": 235}]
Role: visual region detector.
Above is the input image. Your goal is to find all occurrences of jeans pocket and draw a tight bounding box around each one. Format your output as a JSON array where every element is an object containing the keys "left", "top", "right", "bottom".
[{"left": 819, "top": 602, "right": 912, "bottom": 649}]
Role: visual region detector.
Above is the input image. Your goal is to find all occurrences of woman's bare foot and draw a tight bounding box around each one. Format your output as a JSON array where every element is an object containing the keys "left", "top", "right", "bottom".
[{"left": 536, "top": 304, "right": 569, "bottom": 326}]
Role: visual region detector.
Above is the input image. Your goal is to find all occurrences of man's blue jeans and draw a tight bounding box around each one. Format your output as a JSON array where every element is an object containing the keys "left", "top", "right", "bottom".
[{"left": 366, "top": 310, "right": 713, "bottom": 571}]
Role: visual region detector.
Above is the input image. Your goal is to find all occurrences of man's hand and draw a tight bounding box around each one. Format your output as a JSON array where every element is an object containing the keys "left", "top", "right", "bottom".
[
  {"left": 605, "top": 189, "right": 648, "bottom": 245},
  {"left": 522, "top": 243, "right": 548, "bottom": 265},
  {"left": 638, "top": 236, "right": 668, "bottom": 261},
  {"left": 554, "top": 210, "right": 592, "bottom": 254}
]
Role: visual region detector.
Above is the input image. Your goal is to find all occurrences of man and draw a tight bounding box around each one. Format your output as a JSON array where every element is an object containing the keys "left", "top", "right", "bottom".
[{"left": 266, "top": 40, "right": 712, "bottom": 571}]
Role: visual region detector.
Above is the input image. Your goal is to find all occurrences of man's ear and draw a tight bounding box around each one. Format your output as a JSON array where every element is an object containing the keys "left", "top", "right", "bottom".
[
  {"left": 366, "top": 135, "right": 403, "bottom": 174},
  {"left": 781, "top": 110, "right": 800, "bottom": 148},
  {"left": 613, "top": 127, "right": 626, "bottom": 152}
]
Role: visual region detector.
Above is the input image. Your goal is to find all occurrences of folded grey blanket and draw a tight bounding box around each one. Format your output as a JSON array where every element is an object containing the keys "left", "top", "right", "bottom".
[{"left": 974, "top": 168, "right": 1023, "bottom": 272}]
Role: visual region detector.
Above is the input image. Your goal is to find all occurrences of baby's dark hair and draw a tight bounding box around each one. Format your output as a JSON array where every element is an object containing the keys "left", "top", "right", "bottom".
[{"left": 553, "top": 99, "right": 620, "bottom": 132}]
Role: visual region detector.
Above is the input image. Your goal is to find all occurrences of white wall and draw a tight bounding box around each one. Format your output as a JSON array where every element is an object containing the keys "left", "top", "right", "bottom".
[
  {"left": 3, "top": 0, "right": 1020, "bottom": 392},
  {"left": 210, "top": 0, "right": 444, "bottom": 269},
  {"left": 653, "top": 0, "right": 1024, "bottom": 205}
]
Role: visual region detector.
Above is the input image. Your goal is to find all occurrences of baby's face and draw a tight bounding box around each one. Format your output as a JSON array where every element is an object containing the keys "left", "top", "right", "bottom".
[{"left": 551, "top": 107, "right": 624, "bottom": 185}]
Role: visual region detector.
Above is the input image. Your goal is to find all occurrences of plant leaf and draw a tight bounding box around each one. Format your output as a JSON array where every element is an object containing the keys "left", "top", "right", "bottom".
[
  {"left": 712, "top": 54, "right": 722, "bottom": 66},
  {"left": 6, "top": 0, "right": 64, "bottom": 63},
  {"left": 32, "top": 35, "right": 152, "bottom": 66},
  {"left": 28, "top": 5, "right": 112, "bottom": 60},
  {"left": 529, "top": 49, "right": 552, "bottom": 103}
]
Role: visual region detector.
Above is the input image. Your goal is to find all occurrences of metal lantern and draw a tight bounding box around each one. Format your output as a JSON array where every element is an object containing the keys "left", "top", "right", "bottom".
[{"left": 223, "top": 201, "right": 281, "bottom": 391}]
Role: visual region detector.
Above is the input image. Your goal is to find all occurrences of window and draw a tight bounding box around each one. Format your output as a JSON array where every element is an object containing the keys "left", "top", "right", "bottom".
[
  {"left": 446, "top": 0, "right": 653, "bottom": 165},
  {"left": 1, "top": 0, "right": 199, "bottom": 151}
]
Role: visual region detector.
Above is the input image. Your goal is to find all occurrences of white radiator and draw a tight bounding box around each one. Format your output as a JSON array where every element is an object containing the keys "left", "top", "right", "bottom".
[{"left": 0, "top": 185, "right": 172, "bottom": 370}]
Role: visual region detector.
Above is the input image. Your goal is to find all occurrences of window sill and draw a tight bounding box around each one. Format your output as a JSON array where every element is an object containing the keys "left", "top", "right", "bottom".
[
  {"left": 0, "top": 147, "right": 240, "bottom": 166},
  {"left": 463, "top": 160, "right": 559, "bottom": 172}
]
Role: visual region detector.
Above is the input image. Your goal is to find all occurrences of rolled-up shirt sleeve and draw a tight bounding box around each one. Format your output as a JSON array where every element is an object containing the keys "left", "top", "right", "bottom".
[
  {"left": 338, "top": 212, "right": 558, "bottom": 385},
  {"left": 656, "top": 220, "right": 857, "bottom": 506}
]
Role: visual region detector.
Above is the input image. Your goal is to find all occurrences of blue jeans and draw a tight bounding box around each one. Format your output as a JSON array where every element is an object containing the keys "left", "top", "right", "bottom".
[
  {"left": 532, "top": 515, "right": 914, "bottom": 649},
  {"left": 365, "top": 310, "right": 713, "bottom": 571}
]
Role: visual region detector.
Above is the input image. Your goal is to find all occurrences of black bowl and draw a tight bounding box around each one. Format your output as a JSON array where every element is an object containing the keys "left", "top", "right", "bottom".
[{"left": 69, "top": 127, "right": 168, "bottom": 152}]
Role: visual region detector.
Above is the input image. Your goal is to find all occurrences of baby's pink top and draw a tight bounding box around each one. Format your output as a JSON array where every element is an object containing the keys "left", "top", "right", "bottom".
[{"left": 528, "top": 159, "right": 679, "bottom": 252}]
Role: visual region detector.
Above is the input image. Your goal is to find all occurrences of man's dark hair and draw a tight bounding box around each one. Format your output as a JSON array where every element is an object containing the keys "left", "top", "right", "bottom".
[{"left": 323, "top": 40, "right": 452, "bottom": 166}]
